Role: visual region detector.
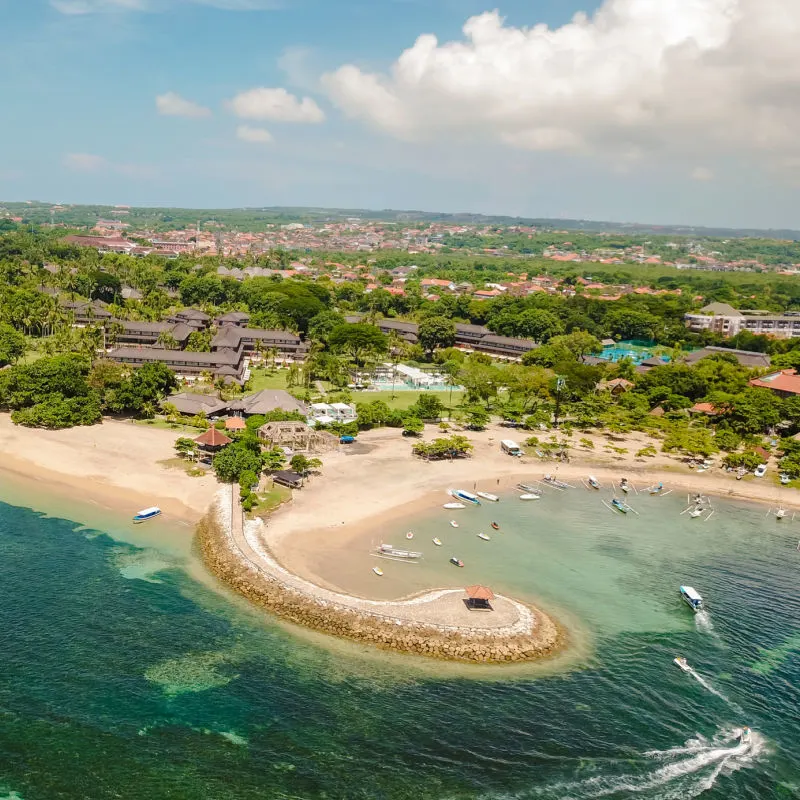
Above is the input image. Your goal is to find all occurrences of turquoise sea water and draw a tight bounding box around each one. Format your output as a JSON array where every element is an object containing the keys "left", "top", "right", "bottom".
[{"left": 1, "top": 483, "right": 799, "bottom": 799}]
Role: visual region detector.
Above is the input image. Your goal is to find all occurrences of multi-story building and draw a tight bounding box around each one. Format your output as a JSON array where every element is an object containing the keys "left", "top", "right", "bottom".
[{"left": 685, "top": 303, "right": 800, "bottom": 339}]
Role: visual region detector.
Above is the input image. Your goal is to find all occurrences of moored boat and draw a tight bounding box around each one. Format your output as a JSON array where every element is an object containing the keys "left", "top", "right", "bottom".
[
  {"left": 448, "top": 488, "right": 481, "bottom": 506},
  {"left": 620, "top": 478, "right": 630, "bottom": 493},
  {"left": 377, "top": 544, "right": 422, "bottom": 560},
  {"left": 450, "top": 557, "right": 464, "bottom": 568},
  {"left": 647, "top": 482, "right": 665, "bottom": 495},
  {"left": 477, "top": 533, "right": 491, "bottom": 541},
  {"left": 372, "top": 566, "right": 384, "bottom": 576},
  {"left": 517, "top": 482, "right": 539, "bottom": 493},
  {"left": 491, "top": 522, "right": 500, "bottom": 530},
  {"left": 673, "top": 656, "right": 691, "bottom": 673},
  {"left": 476, "top": 491, "right": 499, "bottom": 502},
  {"left": 611, "top": 498, "right": 629, "bottom": 514},
  {"left": 587, "top": 475, "right": 601, "bottom": 490},
  {"left": 443, "top": 502, "right": 465, "bottom": 510},
  {"left": 543, "top": 474, "right": 572, "bottom": 489},
  {"left": 450, "top": 520, "right": 459, "bottom": 528},
  {"left": 519, "top": 493, "right": 540, "bottom": 501},
  {"left": 679, "top": 585, "right": 703, "bottom": 612},
  {"left": 133, "top": 506, "right": 161, "bottom": 524},
  {"left": 432, "top": 537, "right": 443, "bottom": 546}
]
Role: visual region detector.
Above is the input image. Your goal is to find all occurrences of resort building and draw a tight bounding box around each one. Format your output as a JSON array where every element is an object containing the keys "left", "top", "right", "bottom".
[
  {"left": 210, "top": 326, "right": 308, "bottom": 360},
  {"left": 107, "top": 347, "right": 246, "bottom": 382},
  {"left": 748, "top": 369, "right": 800, "bottom": 397},
  {"left": 163, "top": 388, "right": 309, "bottom": 419},
  {"left": 308, "top": 402, "right": 357, "bottom": 425},
  {"left": 685, "top": 303, "right": 800, "bottom": 339},
  {"left": 684, "top": 346, "right": 771, "bottom": 369}
]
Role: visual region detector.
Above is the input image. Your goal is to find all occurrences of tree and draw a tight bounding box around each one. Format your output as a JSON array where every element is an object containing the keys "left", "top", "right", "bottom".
[
  {"left": 465, "top": 406, "right": 490, "bottom": 430},
  {"left": 412, "top": 434, "right": 473, "bottom": 460},
  {"left": 328, "top": 323, "right": 388, "bottom": 367},
  {"left": 262, "top": 447, "right": 288, "bottom": 471},
  {"left": 239, "top": 469, "right": 259, "bottom": 496},
  {"left": 175, "top": 437, "right": 198, "bottom": 460},
  {"left": 156, "top": 331, "right": 180, "bottom": 350},
  {"left": 403, "top": 416, "right": 424, "bottom": 436},
  {"left": 418, "top": 316, "right": 456, "bottom": 358},
  {"left": 548, "top": 331, "right": 603, "bottom": 360},
  {"left": 0, "top": 323, "right": 26, "bottom": 366},
  {"left": 408, "top": 393, "right": 444, "bottom": 420},
  {"left": 186, "top": 330, "right": 212, "bottom": 352},
  {"left": 458, "top": 361, "right": 503, "bottom": 408},
  {"left": 212, "top": 442, "right": 262, "bottom": 483}
]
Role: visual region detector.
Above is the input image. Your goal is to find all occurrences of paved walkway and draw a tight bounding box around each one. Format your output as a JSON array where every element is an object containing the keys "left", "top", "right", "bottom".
[{"left": 221, "top": 487, "right": 535, "bottom": 637}]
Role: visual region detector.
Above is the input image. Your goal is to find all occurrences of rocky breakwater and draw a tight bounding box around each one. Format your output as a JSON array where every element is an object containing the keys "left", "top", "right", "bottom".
[{"left": 198, "top": 488, "right": 564, "bottom": 663}]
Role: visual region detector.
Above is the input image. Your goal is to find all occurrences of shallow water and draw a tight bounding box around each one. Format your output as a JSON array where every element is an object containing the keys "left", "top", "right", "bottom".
[{"left": 0, "top": 482, "right": 798, "bottom": 799}]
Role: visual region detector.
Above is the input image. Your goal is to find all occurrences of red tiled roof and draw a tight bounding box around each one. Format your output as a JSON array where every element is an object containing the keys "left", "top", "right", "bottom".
[
  {"left": 194, "top": 428, "right": 232, "bottom": 447},
  {"left": 749, "top": 370, "right": 800, "bottom": 396},
  {"left": 690, "top": 402, "right": 718, "bottom": 414}
]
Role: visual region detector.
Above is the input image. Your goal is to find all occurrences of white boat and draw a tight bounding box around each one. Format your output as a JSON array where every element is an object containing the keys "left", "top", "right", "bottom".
[
  {"left": 450, "top": 520, "right": 459, "bottom": 528},
  {"left": 620, "top": 479, "right": 631, "bottom": 493},
  {"left": 775, "top": 507, "right": 788, "bottom": 520},
  {"left": 738, "top": 727, "right": 752, "bottom": 745},
  {"left": 448, "top": 488, "right": 481, "bottom": 505},
  {"left": 476, "top": 491, "right": 499, "bottom": 502},
  {"left": 679, "top": 585, "right": 703, "bottom": 612},
  {"left": 543, "top": 474, "right": 572, "bottom": 489},
  {"left": 517, "top": 483, "right": 539, "bottom": 493},
  {"left": 133, "top": 506, "right": 161, "bottom": 523},
  {"left": 519, "top": 493, "right": 540, "bottom": 500},
  {"left": 372, "top": 566, "right": 384, "bottom": 576},
  {"left": 376, "top": 544, "right": 422, "bottom": 560},
  {"left": 443, "top": 502, "right": 465, "bottom": 510},
  {"left": 406, "top": 531, "right": 414, "bottom": 539},
  {"left": 689, "top": 508, "right": 704, "bottom": 519},
  {"left": 432, "top": 537, "right": 443, "bottom": 546},
  {"left": 587, "top": 475, "right": 601, "bottom": 490},
  {"left": 477, "top": 533, "right": 491, "bottom": 541},
  {"left": 673, "top": 656, "right": 691, "bottom": 673}
]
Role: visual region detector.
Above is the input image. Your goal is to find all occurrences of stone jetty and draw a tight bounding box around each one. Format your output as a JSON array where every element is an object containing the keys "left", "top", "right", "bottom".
[{"left": 198, "top": 487, "right": 563, "bottom": 663}]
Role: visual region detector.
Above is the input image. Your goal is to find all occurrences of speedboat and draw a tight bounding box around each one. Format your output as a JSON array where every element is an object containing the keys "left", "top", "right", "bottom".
[
  {"left": 611, "top": 498, "right": 629, "bottom": 514},
  {"left": 491, "top": 522, "right": 500, "bottom": 530},
  {"left": 448, "top": 488, "right": 481, "bottom": 506},
  {"left": 673, "top": 656, "right": 691, "bottom": 673},
  {"left": 519, "top": 493, "right": 540, "bottom": 501},
  {"left": 133, "top": 506, "right": 161, "bottom": 523},
  {"left": 587, "top": 475, "right": 601, "bottom": 490},
  {"left": 443, "top": 502, "right": 465, "bottom": 510},
  {"left": 450, "top": 520, "right": 459, "bottom": 528},
  {"left": 476, "top": 491, "right": 499, "bottom": 502},
  {"left": 477, "top": 533, "right": 491, "bottom": 541},
  {"left": 679, "top": 585, "right": 704, "bottom": 612},
  {"left": 738, "top": 727, "right": 752, "bottom": 745},
  {"left": 450, "top": 557, "right": 464, "bottom": 568},
  {"left": 372, "top": 566, "right": 384, "bottom": 576},
  {"left": 432, "top": 537, "right": 443, "bottom": 546},
  {"left": 406, "top": 531, "right": 414, "bottom": 539}
]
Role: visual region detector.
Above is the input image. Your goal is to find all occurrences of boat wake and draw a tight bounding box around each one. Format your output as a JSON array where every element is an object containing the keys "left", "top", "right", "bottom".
[
  {"left": 683, "top": 665, "right": 744, "bottom": 715},
  {"left": 694, "top": 610, "right": 714, "bottom": 634},
  {"left": 519, "top": 727, "right": 766, "bottom": 799}
]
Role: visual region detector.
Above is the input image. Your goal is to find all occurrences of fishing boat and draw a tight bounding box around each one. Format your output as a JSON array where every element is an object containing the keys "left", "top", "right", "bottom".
[
  {"left": 443, "top": 502, "right": 465, "bottom": 510},
  {"left": 450, "top": 520, "right": 459, "bottom": 528},
  {"left": 775, "top": 507, "right": 788, "bottom": 520},
  {"left": 543, "top": 474, "right": 572, "bottom": 489},
  {"left": 133, "top": 506, "right": 161, "bottom": 524},
  {"left": 587, "top": 475, "right": 601, "bottom": 490},
  {"left": 477, "top": 533, "right": 491, "bottom": 541},
  {"left": 620, "top": 478, "right": 631, "bottom": 493},
  {"left": 679, "top": 585, "right": 704, "bottom": 612},
  {"left": 447, "top": 488, "right": 481, "bottom": 506},
  {"left": 688, "top": 507, "right": 704, "bottom": 519},
  {"left": 376, "top": 544, "right": 422, "bottom": 560},
  {"left": 519, "top": 493, "right": 540, "bottom": 501},
  {"left": 432, "top": 537, "right": 443, "bottom": 546},
  {"left": 450, "top": 557, "right": 464, "bottom": 568},
  {"left": 476, "top": 491, "right": 499, "bottom": 502},
  {"left": 372, "top": 566, "right": 384, "bottom": 576},
  {"left": 517, "top": 483, "right": 539, "bottom": 493},
  {"left": 406, "top": 531, "right": 414, "bottom": 539},
  {"left": 491, "top": 522, "right": 500, "bottom": 530},
  {"left": 611, "top": 498, "right": 629, "bottom": 514},
  {"left": 647, "top": 482, "right": 665, "bottom": 495},
  {"left": 673, "top": 656, "right": 691, "bottom": 673}
]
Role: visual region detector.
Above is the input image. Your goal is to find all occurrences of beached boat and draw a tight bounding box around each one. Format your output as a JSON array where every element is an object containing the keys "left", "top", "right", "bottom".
[
  {"left": 679, "top": 585, "right": 703, "bottom": 612},
  {"left": 543, "top": 474, "right": 572, "bottom": 489},
  {"left": 491, "top": 522, "right": 500, "bottom": 530},
  {"left": 519, "top": 493, "right": 540, "bottom": 501},
  {"left": 432, "top": 537, "right": 443, "bottom": 546},
  {"left": 646, "top": 482, "right": 665, "bottom": 495},
  {"left": 376, "top": 544, "right": 422, "bottom": 560},
  {"left": 476, "top": 491, "right": 499, "bottom": 502},
  {"left": 443, "top": 502, "right": 465, "bottom": 510},
  {"left": 450, "top": 557, "right": 464, "bottom": 568},
  {"left": 611, "top": 498, "right": 629, "bottom": 514},
  {"left": 450, "top": 520, "right": 459, "bottom": 528},
  {"left": 620, "top": 478, "right": 631, "bottom": 493},
  {"left": 673, "top": 656, "right": 691, "bottom": 673},
  {"left": 405, "top": 531, "right": 414, "bottom": 539},
  {"left": 517, "top": 483, "right": 539, "bottom": 493},
  {"left": 448, "top": 488, "right": 481, "bottom": 505},
  {"left": 688, "top": 507, "right": 704, "bottom": 519},
  {"left": 587, "top": 475, "right": 601, "bottom": 490},
  {"left": 372, "top": 566, "right": 384, "bottom": 576},
  {"left": 775, "top": 507, "right": 788, "bottom": 520},
  {"left": 133, "top": 506, "right": 161, "bottom": 524},
  {"left": 477, "top": 533, "right": 491, "bottom": 541}
]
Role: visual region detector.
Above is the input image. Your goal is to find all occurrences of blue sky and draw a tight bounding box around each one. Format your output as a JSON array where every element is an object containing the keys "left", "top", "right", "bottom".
[{"left": 2, "top": 0, "right": 800, "bottom": 229}]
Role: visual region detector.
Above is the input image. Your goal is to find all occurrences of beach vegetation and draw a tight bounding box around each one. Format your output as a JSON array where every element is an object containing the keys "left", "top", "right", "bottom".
[
  {"left": 0, "top": 323, "right": 26, "bottom": 366},
  {"left": 262, "top": 447, "right": 288, "bottom": 471},
  {"left": 464, "top": 406, "right": 490, "bottom": 430},
  {"left": 239, "top": 470, "right": 259, "bottom": 496},
  {"left": 175, "top": 437, "right": 199, "bottom": 460},
  {"left": 407, "top": 393, "right": 444, "bottom": 420},
  {"left": 289, "top": 454, "right": 321, "bottom": 476},
  {"left": 212, "top": 442, "right": 262, "bottom": 483},
  {"left": 402, "top": 417, "right": 424, "bottom": 436},
  {"left": 412, "top": 434, "right": 473, "bottom": 460}
]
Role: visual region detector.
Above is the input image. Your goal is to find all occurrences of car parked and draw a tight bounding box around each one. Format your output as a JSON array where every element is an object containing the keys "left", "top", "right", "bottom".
[{"left": 754, "top": 464, "right": 768, "bottom": 478}]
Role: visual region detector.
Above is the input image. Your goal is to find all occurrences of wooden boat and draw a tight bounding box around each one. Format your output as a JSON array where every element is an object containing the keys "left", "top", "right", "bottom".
[
  {"left": 372, "top": 566, "right": 384, "bottom": 576},
  {"left": 491, "top": 522, "right": 500, "bottom": 530},
  {"left": 450, "top": 557, "right": 464, "bottom": 568},
  {"left": 406, "top": 531, "right": 414, "bottom": 539},
  {"left": 477, "top": 533, "right": 491, "bottom": 541},
  {"left": 543, "top": 474, "right": 574, "bottom": 489},
  {"left": 519, "top": 493, "right": 540, "bottom": 501},
  {"left": 476, "top": 491, "right": 499, "bottom": 502},
  {"left": 432, "top": 537, "right": 443, "bottom": 546},
  {"left": 587, "top": 475, "right": 601, "bottom": 490},
  {"left": 620, "top": 478, "right": 631, "bottom": 493},
  {"left": 443, "top": 502, "right": 465, "bottom": 510},
  {"left": 133, "top": 506, "right": 161, "bottom": 523},
  {"left": 517, "top": 483, "right": 539, "bottom": 493},
  {"left": 447, "top": 488, "right": 481, "bottom": 506},
  {"left": 450, "top": 520, "right": 459, "bottom": 528},
  {"left": 376, "top": 544, "right": 422, "bottom": 560},
  {"left": 611, "top": 498, "right": 629, "bottom": 514},
  {"left": 646, "top": 482, "right": 665, "bottom": 495},
  {"left": 688, "top": 507, "right": 704, "bottom": 519}
]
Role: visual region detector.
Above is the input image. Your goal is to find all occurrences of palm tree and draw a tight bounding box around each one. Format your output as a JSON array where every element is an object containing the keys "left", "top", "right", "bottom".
[{"left": 157, "top": 331, "right": 179, "bottom": 350}]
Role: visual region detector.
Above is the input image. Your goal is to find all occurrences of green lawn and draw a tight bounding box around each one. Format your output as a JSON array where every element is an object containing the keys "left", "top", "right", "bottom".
[
  {"left": 351, "top": 389, "right": 465, "bottom": 411},
  {"left": 133, "top": 418, "right": 207, "bottom": 434},
  {"left": 248, "top": 368, "right": 291, "bottom": 391}
]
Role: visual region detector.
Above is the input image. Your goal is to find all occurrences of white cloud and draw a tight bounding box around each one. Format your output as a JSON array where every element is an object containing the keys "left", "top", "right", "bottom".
[
  {"left": 156, "top": 92, "right": 211, "bottom": 118},
  {"left": 690, "top": 166, "right": 715, "bottom": 182},
  {"left": 64, "top": 153, "right": 107, "bottom": 171},
  {"left": 63, "top": 152, "right": 156, "bottom": 179},
  {"left": 228, "top": 87, "right": 325, "bottom": 123},
  {"left": 322, "top": 0, "right": 800, "bottom": 169},
  {"left": 236, "top": 125, "right": 273, "bottom": 143},
  {"left": 51, "top": 0, "right": 278, "bottom": 12}
]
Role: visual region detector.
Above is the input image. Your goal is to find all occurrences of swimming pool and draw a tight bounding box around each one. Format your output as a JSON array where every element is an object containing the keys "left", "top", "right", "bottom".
[{"left": 599, "top": 340, "right": 669, "bottom": 365}]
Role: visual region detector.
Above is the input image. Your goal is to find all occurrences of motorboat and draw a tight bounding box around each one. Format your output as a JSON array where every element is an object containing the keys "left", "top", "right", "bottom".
[
  {"left": 376, "top": 544, "right": 422, "bottom": 560},
  {"left": 519, "top": 493, "right": 540, "bottom": 501},
  {"left": 406, "top": 531, "right": 414, "bottom": 539},
  {"left": 738, "top": 727, "right": 752, "bottom": 745},
  {"left": 477, "top": 491, "right": 499, "bottom": 502},
  {"left": 432, "top": 537, "right": 443, "bottom": 546},
  {"left": 448, "top": 488, "right": 481, "bottom": 506},
  {"left": 443, "top": 502, "right": 465, "bottom": 510},
  {"left": 372, "top": 566, "right": 384, "bottom": 576},
  {"left": 673, "top": 656, "right": 691, "bottom": 673},
  {"left": 611, "top": 498, "right": 629, "bottom": 514},
  {"left": 679, "top": 585, "right": 704, "bottom": 612},
  {"left": 491, "top": 522, "right": 500, "bottom": 530},
  {"left": 587, "top": 475, "right": 601, "bottom": 490},
  {"left": 133, "top": 506, "right": 161, "bottom": 523},
  {"left": 450, "top": 557, "right": 464, "bottom": 568},
  {"left": 450, "top": 520, "right": 459, "bottom": 528},
  {"left": 477, "top": 533, "right": 491, "bottom": 541}
]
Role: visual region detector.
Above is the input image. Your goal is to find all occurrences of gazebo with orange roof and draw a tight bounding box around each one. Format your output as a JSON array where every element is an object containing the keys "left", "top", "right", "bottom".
[
  {"left": 194, "top": 427, "right": 232, "bottom": 454},
  {"left": 225, "top": 416, "right": 246, "bottom": 432},
  {"left": 464, "top": 585, "right": 495, "bottom": 611}
]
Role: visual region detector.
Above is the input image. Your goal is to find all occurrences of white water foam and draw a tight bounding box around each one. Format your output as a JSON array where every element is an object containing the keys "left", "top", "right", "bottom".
[
  {"left": 683, "top": 666, "right": 744, "bottom": 715},
  {"left": 521, "top": 727, "right": 766, "bottom": 799},
  {"left": 694, "top": 610, "right": 713, "bottom": 634}
]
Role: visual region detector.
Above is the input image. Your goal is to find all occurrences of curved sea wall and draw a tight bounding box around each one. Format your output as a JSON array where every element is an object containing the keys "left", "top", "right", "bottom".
[{"left": 198, "top": 488, "right": 563, "bottom": 663}]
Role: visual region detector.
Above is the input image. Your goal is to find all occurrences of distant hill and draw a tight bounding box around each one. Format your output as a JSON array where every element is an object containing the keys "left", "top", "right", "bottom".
[{"left": 2, "top": 200, "right": 800, "bottom": 240}]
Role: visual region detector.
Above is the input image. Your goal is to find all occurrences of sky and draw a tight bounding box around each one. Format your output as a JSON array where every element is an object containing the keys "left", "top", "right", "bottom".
[{"left": 2, "top": 0, "right": 800, "bottom": 229}]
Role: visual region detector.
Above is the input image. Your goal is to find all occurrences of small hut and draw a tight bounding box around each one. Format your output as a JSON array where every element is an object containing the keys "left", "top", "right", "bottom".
[
  {"left": 194, "top": 428, "right": 232, "bottom": 456},
  {"left": 464, "top": 585, "right": 495, "bottom": 611},
  {"left": 272, "top": 470, "right": 303, "bottom": 489},
  {"left": 225, "top": 416, "right": 246, "bottom": 432}
]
